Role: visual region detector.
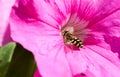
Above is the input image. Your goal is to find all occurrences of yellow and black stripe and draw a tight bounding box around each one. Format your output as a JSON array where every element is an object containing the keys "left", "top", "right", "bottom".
[{"left": 71, "top": 37, "right": 83, "bottom": 48}]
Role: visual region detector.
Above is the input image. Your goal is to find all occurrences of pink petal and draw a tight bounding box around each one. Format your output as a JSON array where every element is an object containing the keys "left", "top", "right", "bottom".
[
  {"left": 0, "top": 0, "right": 15, "bottom": 46},
  {"left": 88, "top": 0, "right": 120, "bottom": 26},
  {"left": 33, "top": 46, "right": 72, "bottom": 77},
  {"left": 89, "top": 10, "right": 120, "bottom": 37},
  {"left": 71, "top": 0, "right": 97, "bottom": 20},
  {"left": 85, "top": 46, "right": 120, "bottom": 77},
  {"left": 32, "top": 0, "right": 68, "bottom": 28},
  {"left": 104, "top": 36, "right": 120, "bottom": 59},
  {"left": 66, "top": 46, "right": 120, "bottom": 77},
  {"left": 65, "top": 47, "right": 87, "bottom": 75},
  {"left": 54, "top": 0, "right": 71, "bottom": 15},
  {"left": 10, "top": 8, "right": 62, "bottom": 54},
  {"left": 84, "top": 31, "right": 120, "bottom": 67},
  {"left": 34, "top": 69, "right": 42, "bottom": 77},
  {"left": 10, "top": 1, "right": 72, "bottom": 76}
]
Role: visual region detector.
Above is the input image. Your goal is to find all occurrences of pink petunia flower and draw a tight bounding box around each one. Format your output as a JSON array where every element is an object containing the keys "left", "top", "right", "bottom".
[
  {"left": 10, "top": 0, "right": 120, "bottom": 77},
  {"left": 0, "top": 0, "right": 16, "bottom": 46}
]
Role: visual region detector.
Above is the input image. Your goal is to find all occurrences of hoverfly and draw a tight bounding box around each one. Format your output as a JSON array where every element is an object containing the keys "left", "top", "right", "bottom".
[{"left": 62, "top": 30, "right": 83, "bottom": 48}]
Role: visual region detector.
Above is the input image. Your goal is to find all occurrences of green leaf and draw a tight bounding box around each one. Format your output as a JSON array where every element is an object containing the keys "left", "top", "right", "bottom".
[
  {"left": 0, "top": 43, "right": 36, "bottom": 77},
  {"left": 5, "top": 44, "right": 36, "bottom": 77},
  {"left": 0, "top": 42, "right": 16, "bottom": 77}
]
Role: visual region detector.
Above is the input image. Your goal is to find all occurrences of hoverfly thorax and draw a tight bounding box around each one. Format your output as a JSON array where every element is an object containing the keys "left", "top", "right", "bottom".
[{"left": 63, "top": 31, "right": 73, "bottom": 41}]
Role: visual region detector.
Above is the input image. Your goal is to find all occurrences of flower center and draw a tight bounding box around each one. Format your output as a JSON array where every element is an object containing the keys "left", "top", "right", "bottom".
[
  {"left": 61, "top": 14, "right": 90, "bottom": 48},
  {"left": 61, "top": 27, "right": 84, "bottom": 48}
]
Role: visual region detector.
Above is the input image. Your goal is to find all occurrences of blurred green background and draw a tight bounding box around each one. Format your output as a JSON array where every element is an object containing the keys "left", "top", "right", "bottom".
[{"left": 0, "top": 42, "right": 36, "bottom": 77}]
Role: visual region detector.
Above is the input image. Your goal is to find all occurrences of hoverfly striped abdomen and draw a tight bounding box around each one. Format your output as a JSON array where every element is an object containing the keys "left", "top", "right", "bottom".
[
  {"left": 71, "top": 37, "right": 83, "bottom": 48},
  {"left": 62, "top": 31, "right": 83, "bottom": 48}
]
